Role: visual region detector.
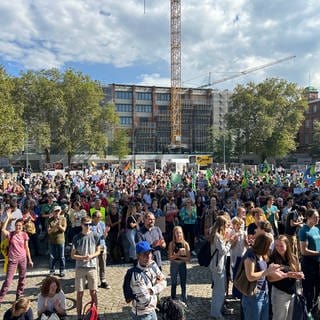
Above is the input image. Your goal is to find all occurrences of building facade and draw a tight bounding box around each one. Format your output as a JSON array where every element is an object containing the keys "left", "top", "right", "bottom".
[
  {"left": 103, "top": 84, "right": 230, "bottom": 154},
  {"left": 297, "top": 86, "right": 320, "bottom": 153}
]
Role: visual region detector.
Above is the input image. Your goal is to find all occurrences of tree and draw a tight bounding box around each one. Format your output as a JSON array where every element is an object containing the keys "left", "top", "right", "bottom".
[
  {"left": 14, "top": 69, "right": 65, "bottom": 163},
  {"left": 59, "top": 69, "right": 118, "bottom": 165},
  {"left": 111, "top": 128, "right": 130, "bottom": 160},
  {"left": 310, "top": 120, "right": 320, "bottom": 158},
  {"left": 208, "top": 127, "right": 234, "bottom": 163},
  {"left": 225, "top": 78, "right": 308, "bottom": 161},
  {"left": 0, "top": 67, "right": 25, "bottom": 156},
  {"left": 15, "top": 69, "right": 119, "bottom": 165}
]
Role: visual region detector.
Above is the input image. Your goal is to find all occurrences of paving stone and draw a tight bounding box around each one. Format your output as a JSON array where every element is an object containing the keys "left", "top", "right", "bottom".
[{"left": 0, "top": 260, "right": 240, "bottom": 319}]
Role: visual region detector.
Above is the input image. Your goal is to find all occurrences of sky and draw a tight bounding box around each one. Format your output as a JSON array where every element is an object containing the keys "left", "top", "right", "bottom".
[{"left": 1, "top": 0, "right": 320, "bottom": 91}]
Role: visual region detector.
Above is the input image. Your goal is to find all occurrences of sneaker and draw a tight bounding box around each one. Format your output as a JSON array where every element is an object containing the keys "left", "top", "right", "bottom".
[
  {"left": 222, "top": 306, "right": 234, "bottom": 315},
  {"left": 49, "top": 270, "right": 55, "bottom": 275},
  {"left": 100, "top": 282, "right": 111, "bottom": 289},
  {"left": 59, "top": 272, "right": 65, "bottom": 278}
]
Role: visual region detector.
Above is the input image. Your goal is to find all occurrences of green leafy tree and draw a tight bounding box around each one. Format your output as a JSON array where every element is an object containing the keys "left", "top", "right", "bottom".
[
  {"left": 225, "top": 78, "right": 308, "bottom": 161},
  {"left": 111, "top": 128, "right": 130, "bottom": 160},
  {"left": 310, "top": 120, "right": 320, "bottom": 158},
  {"left": 0, "top": 67, "right": 25, "bottom": 156},
  {"left": 14, "top": 69, "right": 64, "bottom": 163},
  {"left": 59, "top": 69, "right": 117, "bottom": 164},
  {"left": 15, "top": 69, "right": 119, "bottom": 165},
  {"left": 208, "top": 127, "right": 234, "bottom": 163}
]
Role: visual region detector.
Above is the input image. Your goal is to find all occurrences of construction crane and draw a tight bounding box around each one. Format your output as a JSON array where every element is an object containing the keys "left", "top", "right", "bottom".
[
  {"left": 198, "top": 55, "right": 296, "bottom": 89},
  {"left": 143, "top": 0, "right": 183, "bottom": 151},
  {"left": 169, "top": 0, "right": 183, "bottom": 150}
]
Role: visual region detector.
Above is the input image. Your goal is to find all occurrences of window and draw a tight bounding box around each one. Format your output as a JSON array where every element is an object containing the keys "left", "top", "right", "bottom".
[
  {"left": 157, "top": 93, "right": 170, "bottom": 101},
  {"left": 136, "top": 105, "right": 152, "bottom": 113},
  {"left": 120, "top": 117, "right": 132, "bottom": 125},
  {"left": 115, "top": 91, "right": 132, "bottom": 100},
  {"left": 158, "top": 106, "right": 169, "bottom": 113},
  {"left": 313, "top": 105, "right": 317, "bottom": 113},
  {"left": 116, "top": 104, "right": 132, "bottom": 112},
  {"left": 136, "top": 92, "right": 152, "bottom": 100},
  {"left": 140, "top": 117, "right": 149, "bottom": 123}
]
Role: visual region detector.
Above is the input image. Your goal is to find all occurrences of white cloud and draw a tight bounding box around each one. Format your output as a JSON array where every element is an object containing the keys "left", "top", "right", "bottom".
[
  {"left": 137, "top": 73, "right": 170, "bottom": 87},
  {"left": 0, "top": 0, "right": 320, "bottom": 89}
]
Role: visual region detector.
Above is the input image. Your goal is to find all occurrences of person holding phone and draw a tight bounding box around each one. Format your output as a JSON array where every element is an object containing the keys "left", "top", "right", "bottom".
[{"left": 0, "top": 210, "right": 33, "bottom": 302}]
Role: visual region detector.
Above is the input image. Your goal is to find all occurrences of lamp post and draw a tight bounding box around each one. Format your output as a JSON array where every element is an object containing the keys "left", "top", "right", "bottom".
[
  {"left": 25, "top": 130, "right": 29, "bottom": 171},
  {"left": 132, "top": 127, "right": 136, "bottom": 171},
  {"left": 223, "top": 133, "right": 226, "bottom": 171}
]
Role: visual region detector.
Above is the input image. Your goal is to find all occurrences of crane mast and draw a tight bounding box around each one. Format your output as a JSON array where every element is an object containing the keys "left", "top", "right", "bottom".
[{"left": 170, "top": 0, "right": 182, "bottom": 148}]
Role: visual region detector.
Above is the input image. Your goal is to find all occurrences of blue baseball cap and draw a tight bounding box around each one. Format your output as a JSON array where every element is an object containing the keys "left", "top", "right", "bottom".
[{"left": 136, "top": 241, "right": 153, "bottom": 254}]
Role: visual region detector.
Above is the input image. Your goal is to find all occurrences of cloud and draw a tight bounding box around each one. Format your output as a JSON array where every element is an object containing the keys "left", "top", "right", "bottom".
[
  {"left": 0, "top": 0, "right": 320, "bottom": 89},
  {"left": 137, "top": 73, "right": 170, "bottom": 87}
]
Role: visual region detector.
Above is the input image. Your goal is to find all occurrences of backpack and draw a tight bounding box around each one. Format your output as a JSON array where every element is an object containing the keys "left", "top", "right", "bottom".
[
  {"left": 82, "top": 301, "right": 98, "bottom": 320},
  {"left": 233, "top": 255, "right": 257, "bottom": 296},
  {"left": 123, "top": 264, "right": 157, "bottom": 303},
  {"left": 292, "top": 294, "right": 308, "bottom": 320},
  {"left": 158, "top": 297, "right": 186, "bottom": 320},
  {"left": 197, "top": 240, "right": 218, "bottom": 267}
]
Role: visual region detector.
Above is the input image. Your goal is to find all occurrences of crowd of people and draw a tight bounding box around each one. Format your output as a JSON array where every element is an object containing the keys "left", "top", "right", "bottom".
[{"left": 0, "top": 164, "right": 319, "bottom": 320}]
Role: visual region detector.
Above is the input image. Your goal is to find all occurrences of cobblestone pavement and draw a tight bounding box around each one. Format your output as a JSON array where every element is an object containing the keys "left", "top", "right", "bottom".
[{"left": 0, "top": 258, "right": 240, "bottom": 320}]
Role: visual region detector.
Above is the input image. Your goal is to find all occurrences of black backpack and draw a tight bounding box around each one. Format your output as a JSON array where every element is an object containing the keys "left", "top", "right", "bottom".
[
  {"left": 197, "top": 240, "right": 218, "bottom": 267},
  {"left": 292, "top": 294, "right": 309, "bottom": 320},
  {"left": 123, "top": 264, "right": 157, "bottom": 303},
  {"left": 158, "top": 297, "right": 186, "bottom": 320}
]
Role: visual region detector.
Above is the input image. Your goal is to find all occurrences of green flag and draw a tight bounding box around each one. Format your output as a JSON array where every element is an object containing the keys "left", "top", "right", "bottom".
[
  {"left": 205, "top": 168, "right": 213, "bottom": 187},
  {"left": 259, "top": 160, "right": 271, "bottom": 177},
  {"left": 171, "top": 173, "right": 182, "bottom": 185},
  {"left": 192, "top": 175, "right": 196, "bottom": 192},
  {"left": 241, "top": 168, "right": 248, "bottom": 188}
]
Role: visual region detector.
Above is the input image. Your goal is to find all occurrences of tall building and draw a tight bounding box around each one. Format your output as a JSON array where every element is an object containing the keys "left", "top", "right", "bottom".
[
  {"left": 103, "top": 84, "right": 230, "bottom": 154},
  {"left": 297, "top": 86, "right": 320, "bottom": 153}
]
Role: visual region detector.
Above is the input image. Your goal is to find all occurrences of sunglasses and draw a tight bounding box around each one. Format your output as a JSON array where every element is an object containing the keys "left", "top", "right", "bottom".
[{"left": 83, "top": 223, "right": 91, "bottom": 226}]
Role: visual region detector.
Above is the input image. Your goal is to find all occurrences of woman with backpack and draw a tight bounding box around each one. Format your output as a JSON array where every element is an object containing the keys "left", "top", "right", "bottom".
[
  {"left": 0, "top": 210, "right": 33, "bottom": 303},
  {"left": 168, "top": 226, "right": 190, "bottom": 304},
  {"left": 268, "top": 235, "right": 304, "bottom": 320},
  {"left": 241, "top": 233, "right": 282, "bottom": 320},
  {"left": 208, "top": 215, "right": 232, "bottom": 320},
  {"left": 126, "top": 203, "right": 139, "bottom": 263}
]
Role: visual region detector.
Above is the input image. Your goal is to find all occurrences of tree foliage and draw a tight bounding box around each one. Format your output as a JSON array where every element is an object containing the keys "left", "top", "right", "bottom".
[
  {"left": 111, "top": 128, "right": 130, "bottom": 160},
  {"left": 14, "top": 69, "right": 120, "bottom": 164},
  {"left": 14, "top": 69, "right": 64, "bottom": 162},
  {"left": 0, "top": 67, "right": 25, "bottom": 156},
  {"left": 208, "top": 127, "right": 234, "bottom": 163},
  {"left": 310, "top": 120, "right": 320, "bottom": 158},
  {"left": 225, "top": 78, "right": 308, "bottom": 161}
]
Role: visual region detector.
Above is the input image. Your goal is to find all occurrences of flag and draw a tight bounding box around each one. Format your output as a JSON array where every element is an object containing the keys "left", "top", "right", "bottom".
[
  {"left": 303, "top": 165, "right": 316, "bottom": 184},
  {"left": 171, "top": 173, "right": 182, "bottom": 185},
  {"left": 241, "top": 168, "right": 248, "bottom": 188},
  {"left": 275, "top": 174, "right": 282, "bottom": 187},
  {"left": 192, "top": 174, "right": 196, "bottom": 192},
  {"left": 205, "top": 168, "right": 213, "bottom": 187},
  {"left": 259, "top": 160, "right": 271, "bottom": 175}
]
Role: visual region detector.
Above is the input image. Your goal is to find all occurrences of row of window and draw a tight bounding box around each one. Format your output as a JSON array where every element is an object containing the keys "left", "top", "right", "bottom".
[
  {"left": 136, "top": 105, "right": 152, "bottom": 113},
  {"left": 116, "top": 104, "right": 152, "bottom": 113},
  {"left": 120, "top": 117, "right": 132, "bottom": 125},
  {"left": 115, "top": 91, "right": 171, "bottom": 102}
]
